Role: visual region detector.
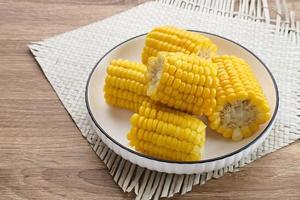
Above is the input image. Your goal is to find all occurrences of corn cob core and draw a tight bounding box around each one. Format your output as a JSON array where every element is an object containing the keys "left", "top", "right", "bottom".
[
  {"left": 142, "top": 26, "right": 218, "bottom": 65},
  {"left": 145, "top": 52, "right": 218, "bottom": 116},
  {"left": 104, "top": 59, "right": 150, "bottom": 112},
  {"left": 127, "top": 101, "right": 206, "bottom": 161},
  {"left": 208, "top": 56, "right": 271, "bottom": 141}
]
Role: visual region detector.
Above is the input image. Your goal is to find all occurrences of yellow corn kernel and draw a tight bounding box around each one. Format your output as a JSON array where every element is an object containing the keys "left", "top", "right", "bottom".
[
  {"left": 127, "top": 101, "right": 206, "bottom": 161},
  {"left": 103, "top": 59, "right": 150, "bottom": 112},
  {"left": 145, "top": 52, "right": 218, "bottom": 115},
  {"left": 208, "top": 55, "right": 271, "bottom": 141},
  {"left": 141, "top": 26, "right": 218, "bottom": 64}
]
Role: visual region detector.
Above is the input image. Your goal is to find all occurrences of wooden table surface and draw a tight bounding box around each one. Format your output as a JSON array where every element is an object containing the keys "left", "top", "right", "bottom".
[{"left": 0, "top": 0, "right": 299, "bottom": 199}]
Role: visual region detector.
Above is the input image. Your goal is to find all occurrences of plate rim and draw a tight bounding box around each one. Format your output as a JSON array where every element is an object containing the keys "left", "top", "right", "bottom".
[{"left": 85, "top": 30, "right": 279, "bottom": 164}]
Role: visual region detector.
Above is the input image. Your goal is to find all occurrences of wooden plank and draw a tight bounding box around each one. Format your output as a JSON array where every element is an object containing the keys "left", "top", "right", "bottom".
[{"left": 0, "top": 0, "right": 299, "bottom": 199}]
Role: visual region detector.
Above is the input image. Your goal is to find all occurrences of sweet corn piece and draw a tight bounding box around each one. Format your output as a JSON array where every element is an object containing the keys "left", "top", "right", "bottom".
[
  {"left": 103, "top": 59, "right": 150, "bottom": 112},
  {"left": 127, "top": 101, "right": 206, "bottom": 161},
  {"left": 142, "top": 26, "right": 218, "bottom": 64},
  {"left": 145, "top": 52, "right": 218, "bottom": 115},
  {"left": 208, "top": 55, "right": 271, "bottom": 141}
]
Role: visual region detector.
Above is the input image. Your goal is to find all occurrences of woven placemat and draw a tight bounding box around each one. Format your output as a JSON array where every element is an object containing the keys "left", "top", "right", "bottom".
[{"left": 29, "top": 0, "right": 300, "bottom": 199}]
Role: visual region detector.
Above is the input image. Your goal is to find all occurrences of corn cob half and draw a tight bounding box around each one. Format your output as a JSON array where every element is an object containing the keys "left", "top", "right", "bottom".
[
  {"left": 142, "top": 26, "right": 218, "bottom": 65},
  {"left": 208, "top": 55, "right": 271, "bottom": 141},
  {"left": 127, "top": 101, "right": 206, "bottom": 161},
  {"left": 104, "top": 59, "right": 150, "bottom": 112},
  {"left": 145, "top": 52, "right": 218, "bottom": 116}
]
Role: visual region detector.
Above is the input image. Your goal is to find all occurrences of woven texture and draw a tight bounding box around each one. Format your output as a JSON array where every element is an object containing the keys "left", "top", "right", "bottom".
[{"left": 29, "top": 0, "right": 300, "bottom": 199}]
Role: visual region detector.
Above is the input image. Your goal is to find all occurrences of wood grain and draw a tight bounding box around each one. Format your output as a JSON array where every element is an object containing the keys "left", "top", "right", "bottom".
[{"left": 0, "top": 0, "right": 299, "bottom": 199}]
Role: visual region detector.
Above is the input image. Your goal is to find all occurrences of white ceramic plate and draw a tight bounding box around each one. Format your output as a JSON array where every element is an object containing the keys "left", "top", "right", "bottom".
[{"left": 86, "top": 31, "right": 279, "bottom": 174}]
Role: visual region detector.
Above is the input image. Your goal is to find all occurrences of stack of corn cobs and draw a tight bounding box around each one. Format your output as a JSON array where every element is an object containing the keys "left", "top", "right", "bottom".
[{"left": 103, "top": 26, "right": 271, "bottom": 161}]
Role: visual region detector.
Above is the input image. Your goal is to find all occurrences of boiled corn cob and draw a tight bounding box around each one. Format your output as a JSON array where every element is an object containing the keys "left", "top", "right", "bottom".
[
  {"left": 145, "top": 52, "right": 219, "bottom": 116},
  {"left": 208, "top": 55, "right": 271, "bottom": 141},
  {"left": 127, "top": 101, "right": 206, "bottom": 161},
  {"left": 104, "top": 59, "right": 150, "bottom": 112},
  {"left": 142, "top": 26, "right": 218, "bottom": 65}
]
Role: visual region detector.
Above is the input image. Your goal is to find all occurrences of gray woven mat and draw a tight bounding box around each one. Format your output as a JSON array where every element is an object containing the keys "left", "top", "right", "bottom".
[{"left": 29, "top": 0, "right": 300, "bottom": 199}]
